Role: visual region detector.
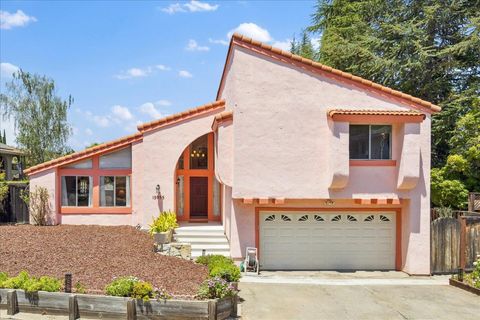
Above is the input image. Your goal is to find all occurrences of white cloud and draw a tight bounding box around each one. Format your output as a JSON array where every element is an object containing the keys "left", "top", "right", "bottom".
[
  {"left": 139, "top": 102, "right": 164, "bottom": 119},
  {"left": 156, "top": 99, "right": 172, "bottom": 107},
  {"left": 115, "top": 65, "right": 169, "bottom": 80},
  {"left": 93, "top": 115, "right": 110, "bottom": 128},
  {"left": 156, "top": 64, "right": 170, "bottom": 71},
  {"left": 209, "top": 38, "right": 229, "bottom": 46},
  {"left": 186, "top": 39, "right": 210, "bottom": 52},
  {"left": 111, "top": 105, "right": 133, "bottom": 121},
  {"left": 272, "top": 39, "right": 292, "bottom": 51},
  {"left": 85, "top": 128, "right": 93, "bottom": 136},
  {"left": 161, "top": 1, "right": 218, "bottom": 14},
  {"left": 0, "top": 62, "right": 19, "bottom": 78},
  {"left": 178, "top": 70, "right": 193, "bottom": 78},
  {"left": 228, "top": 23, "right": 272, "bottom": 42},
  {"left": 0, "top": 10, "right": 37, "bottom": 30}
]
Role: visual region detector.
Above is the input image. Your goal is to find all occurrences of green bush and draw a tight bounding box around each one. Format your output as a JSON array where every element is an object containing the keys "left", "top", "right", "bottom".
[
  {"left": 105, "top": 276, "right": 139, "bottom": 297},
  {"left": 2, "top": 271, "right": 31, "bottom": 289},
  {"left": 23, "top": 276, "right": 62, "bottom": 293},
  {"left": 196, "top": 255, "right": 241, "bottom": 282},
  {"left": 210, "top": 263, "right": 241, "bottom": 282},
  {"left": 75, "top": 281, "right": 87, "bottom": 294},
  {"left": 0, "top": 272, "right": 8, "bottom": 287},
  {"left": 149, "top": 211, "right": 179, "bottom": 234},
  {"left": 132, "top": 281, "right": 154, "bottom": 301},
  {"left": 0, "top": 271, "right": 61, "bottom": 292}
]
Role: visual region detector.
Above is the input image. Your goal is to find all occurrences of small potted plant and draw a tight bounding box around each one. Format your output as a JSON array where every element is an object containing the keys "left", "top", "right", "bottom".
[{"left": 149, "top": 211, "right": 179, "bottom": 245}]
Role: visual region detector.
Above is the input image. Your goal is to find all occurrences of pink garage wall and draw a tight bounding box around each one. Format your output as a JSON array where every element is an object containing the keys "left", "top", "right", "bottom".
[
  {"left": 219, "top": 46, "right": 432, "bottom": 275},
  {"left": 137, "top": 109, "right": 224, "bottom": 226}
]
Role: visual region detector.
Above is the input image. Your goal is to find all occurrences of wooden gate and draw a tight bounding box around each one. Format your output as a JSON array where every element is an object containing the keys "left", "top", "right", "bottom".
[
  {"left": 431, "top": 215, "right": 480, "bottom": 274},
  {"left": 431, "top": 217, "right": 461, "bottom": 274}
]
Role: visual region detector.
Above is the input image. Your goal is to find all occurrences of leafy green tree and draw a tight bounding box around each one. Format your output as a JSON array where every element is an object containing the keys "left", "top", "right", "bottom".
[{"left": 0, "top": 70, "right": 73, "bottom": 167}]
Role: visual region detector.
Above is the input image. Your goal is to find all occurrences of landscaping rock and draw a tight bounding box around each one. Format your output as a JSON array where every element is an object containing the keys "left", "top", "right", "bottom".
[{"left": 0, "top": 225, "right": 208, "bottom": 296}]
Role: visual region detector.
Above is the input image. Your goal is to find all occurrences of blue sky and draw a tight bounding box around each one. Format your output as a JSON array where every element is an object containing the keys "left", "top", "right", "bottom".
[{"left": 1, "top": 0, "right": 316, "bottom": 149}]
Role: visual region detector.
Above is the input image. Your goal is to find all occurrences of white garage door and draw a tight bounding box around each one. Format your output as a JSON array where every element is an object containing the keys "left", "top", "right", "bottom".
[{"left": 259, "top": 211, "right": 396, "bottom": 270}]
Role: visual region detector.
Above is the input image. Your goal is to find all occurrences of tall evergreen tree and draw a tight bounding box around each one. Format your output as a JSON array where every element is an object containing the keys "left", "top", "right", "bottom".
[{"left": 304, "top": 0, "right": 479, "bottom": 167}]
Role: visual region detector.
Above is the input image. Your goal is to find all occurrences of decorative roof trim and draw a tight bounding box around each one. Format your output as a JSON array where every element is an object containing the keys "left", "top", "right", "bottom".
[
  {"left": 137, "top": 100, "right": 226, "bottom": 133},
  {"left": 24, "top": 132, "right": 142, "bottom": 176},
  {"left": 217, "top": 33, "right": 441, "bottom": 113},
  {"left": 328, "top": 109, "right": 426, "bottom": 123},
  {"left": 211, "top": 110, "right": 233, "bottom": 131}
]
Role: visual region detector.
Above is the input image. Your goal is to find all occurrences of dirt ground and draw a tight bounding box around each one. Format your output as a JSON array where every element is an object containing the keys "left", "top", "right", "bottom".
[{"left": 0, "top": 224, "right": 208, "bottom": 296}]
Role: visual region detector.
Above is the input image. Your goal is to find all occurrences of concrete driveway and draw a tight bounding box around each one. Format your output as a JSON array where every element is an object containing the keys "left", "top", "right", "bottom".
[{"left": 238, "top": 272, "right": 479, "bottom": 320}]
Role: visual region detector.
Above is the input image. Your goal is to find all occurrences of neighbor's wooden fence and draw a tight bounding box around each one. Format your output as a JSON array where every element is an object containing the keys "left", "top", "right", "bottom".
[
  {"left": 431, "top": 214, "right": 480, "bottom": 274},
  {"left": 0, "top": 183, "right": 29, "bottom": 224}
]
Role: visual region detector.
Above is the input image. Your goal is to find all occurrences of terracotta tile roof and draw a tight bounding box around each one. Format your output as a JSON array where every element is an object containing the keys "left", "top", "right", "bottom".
[
  {"left": 24, "top": 132, "right": 142, "bottom": 176},
  {"left": 328, "top": 109, "right": 425, "bottom": 118},
  {"left": 228, "top": 33, "right": 441, "bottom": 113},
  {"left": 137, "top": 100, "right": 226, "bottom": 133},
  {"left": 211, "top": 110, "right": 233, "bottom": 130}
]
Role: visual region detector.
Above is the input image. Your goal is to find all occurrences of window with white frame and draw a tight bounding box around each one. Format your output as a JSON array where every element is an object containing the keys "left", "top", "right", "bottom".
[
  {"left": 349, "top": 125, "right": 392, "bottom": 160},
  {"left": 61, "top": 176, "right": 92, "bottom": 207},
  {"left": 100, "top": 176, "right": 130, "bottom": 207}
]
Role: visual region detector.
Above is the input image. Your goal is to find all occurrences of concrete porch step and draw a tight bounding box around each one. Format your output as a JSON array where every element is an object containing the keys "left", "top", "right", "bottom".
[
  {"left": 174, "top": 231, "right": 226, "bottom": 237},
  {"left": 175, "top": 237, "right": 229, "bottom": 244}
]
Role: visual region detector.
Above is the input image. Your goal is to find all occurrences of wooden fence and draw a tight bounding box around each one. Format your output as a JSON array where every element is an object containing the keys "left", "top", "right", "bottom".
[
  {"left": 0, "top": 183, "right": 29, "bottom": 224},
  {"left": 431, "top": 214, "right": 480, "bottom": 274}
]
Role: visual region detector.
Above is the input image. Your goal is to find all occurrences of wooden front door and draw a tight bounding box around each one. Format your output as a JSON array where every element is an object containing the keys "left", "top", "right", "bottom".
[{"left": 190, "top": 177, "right": 208, "bottom": 218}]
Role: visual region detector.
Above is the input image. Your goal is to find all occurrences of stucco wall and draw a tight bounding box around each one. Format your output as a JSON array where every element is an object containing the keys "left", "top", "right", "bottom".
[
  {"left": 61, "top": 214, "right": 133, "bottom": 225},
  {"left": 131, "top": 140, "right": 144, "bottom": 226},
  {"left": 219, "top": 46, "right": 432, "bottom": 274},
  {"left": 139, "top": 109, "right": 224, "bottom": 225},
  {"left": 214, "top": 120, "right": 233, "bottom": 187},
  {"left": 29, "top": 168, "right": 58, "bottom": 224}
]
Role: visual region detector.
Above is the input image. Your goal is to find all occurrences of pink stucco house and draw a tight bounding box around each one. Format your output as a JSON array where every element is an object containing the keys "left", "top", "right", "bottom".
[{"left": 26, "top": 34, "right": 441, "bottom": 274}]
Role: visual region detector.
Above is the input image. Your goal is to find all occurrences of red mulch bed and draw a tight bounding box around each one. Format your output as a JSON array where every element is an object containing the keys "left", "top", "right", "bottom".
[{"left": 0, "top": 225, "right": 208, "bottom": 296}]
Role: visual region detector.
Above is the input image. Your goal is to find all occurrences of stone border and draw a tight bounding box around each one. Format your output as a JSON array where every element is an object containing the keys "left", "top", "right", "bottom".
[
  {"left": 449, "top": 278, "right": 480, "bottom": 296},
  {"left": 0, "top": 289, "right": 237, "bottom": 319}
]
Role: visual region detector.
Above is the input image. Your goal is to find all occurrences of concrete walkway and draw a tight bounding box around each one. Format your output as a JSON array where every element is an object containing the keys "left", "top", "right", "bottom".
[
  {"left": 240, "top": 271, "right": 450, "bottom": 286},
  {"left": 238, "top": 272, "right": 479, "bottom": 320}
]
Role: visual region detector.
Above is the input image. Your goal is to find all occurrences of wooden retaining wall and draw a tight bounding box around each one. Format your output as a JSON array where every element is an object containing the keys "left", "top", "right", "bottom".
[
  {"left": 431, "top": 215, "right": 480, "bottom": 274},
  {"left": 0, "top": 289, "right": 236, "bottom": 320}
]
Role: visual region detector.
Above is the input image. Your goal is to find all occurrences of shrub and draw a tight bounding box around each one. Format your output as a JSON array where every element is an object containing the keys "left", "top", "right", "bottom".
[
  {"left": 75, "top": 281, "right": 87, "bottom": 294},
  {"left": 132, "top": 281, "right": 154, "bottom": 301},
  {"left": 29, "top": 186, "right": 53, "bottom": 225},
  {"left": 197, "top": 277, "right": 237, "bottom": 300},
  {"left": 23, "top": 276, "right": 62, "bottom": 293},
  {"left": 196, "top": 254, "right": 241, "bottom": 282},
  {"left": 470, "top": 256, "right": 480, "bottom": 288},
  {"left": 434, "top": 207, "right": 454, "bottom": 218},
  {"left": 105, "top": 276, "right": 139, "bottom": 297},
  {"left": 149, "top": 211, "right": 179, "bottom": 234},
  {"left": 2, "top": 271, "right": 31, "bottom": 289},
  {"left": 1, "top": 271, "right": 61, "bottom": 292},
  {"left": 210, "top": 263, "right": 241, "bottom": 282},
  {"left": 0, "top": 272, "right": 8, "bottom": 288}
]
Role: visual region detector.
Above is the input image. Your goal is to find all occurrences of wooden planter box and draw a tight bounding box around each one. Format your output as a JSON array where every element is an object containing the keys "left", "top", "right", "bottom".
[
  {"left": 0, "top": 289, "right": 236, "bottom": 319},
  {"left": 449, "top": 278, "right": 480, "bottom": 296}
]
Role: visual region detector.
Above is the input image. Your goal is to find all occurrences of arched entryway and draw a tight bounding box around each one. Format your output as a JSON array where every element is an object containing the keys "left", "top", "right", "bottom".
[{"left": 175, "top": 133, "right": 221, "bottom": 221}]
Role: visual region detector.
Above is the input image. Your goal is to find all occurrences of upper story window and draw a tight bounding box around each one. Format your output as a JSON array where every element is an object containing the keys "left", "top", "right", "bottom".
[
  {"left": 64, "top": 159, "right": 92, "bottom": 169},
  {"left": 61, "top": 176, "right": 92, "bottom": 207},
  {"left": 100, "top": 147, "right": 132, "bottom": 169},
  {"left": 190, "top": 135, "right": 208, "bottom": 169},
  {"left": 349, "top": 125, "right": 391, "bottom": 160}
]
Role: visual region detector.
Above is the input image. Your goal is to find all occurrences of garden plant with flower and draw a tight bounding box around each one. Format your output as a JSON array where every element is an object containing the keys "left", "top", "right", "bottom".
[{"left": 197, "top": 277, "right": 238, "bottom": 300}]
